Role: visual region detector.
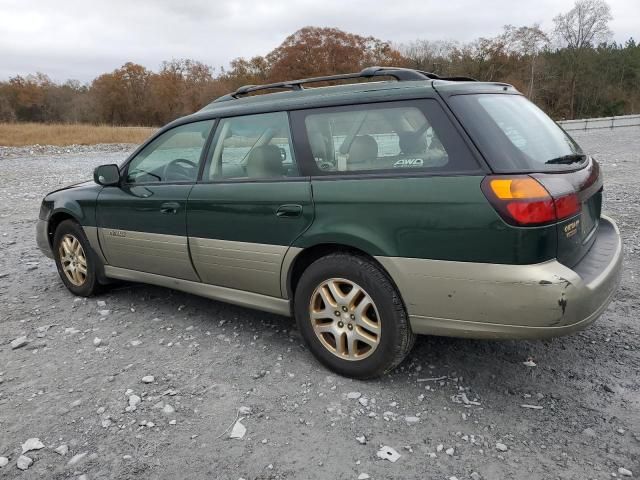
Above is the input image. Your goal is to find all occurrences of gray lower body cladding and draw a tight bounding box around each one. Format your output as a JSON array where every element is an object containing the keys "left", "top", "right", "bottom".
[
  {"left": 378, "top": 215, "right": 622, "bottom": 339},
  {"left": 40, "top": 218, "right": 621, "bottom": 340}
]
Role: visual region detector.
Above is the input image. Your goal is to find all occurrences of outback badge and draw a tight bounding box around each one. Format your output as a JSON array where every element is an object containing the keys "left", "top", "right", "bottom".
[{"left": 564, "top": 219, "right": 580, "bottom": 238}]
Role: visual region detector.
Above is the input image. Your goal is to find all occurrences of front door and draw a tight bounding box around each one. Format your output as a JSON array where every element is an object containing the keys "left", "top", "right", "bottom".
[
  {"left": 97, "top": 120, "right": 215, "bottom": 280},
  {"left": 187, "top": 112, "right": 313, "bottom": 297}
]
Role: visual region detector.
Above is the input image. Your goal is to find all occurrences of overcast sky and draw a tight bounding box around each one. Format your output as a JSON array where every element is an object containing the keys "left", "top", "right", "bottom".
[{"left": 0, "top": 0, "right": 638, "bottom": 82}]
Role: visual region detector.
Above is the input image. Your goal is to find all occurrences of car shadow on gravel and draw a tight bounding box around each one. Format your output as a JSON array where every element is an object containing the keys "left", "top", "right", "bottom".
[{"left": 106, "top": 278, "right": 596, "bottom": 391}]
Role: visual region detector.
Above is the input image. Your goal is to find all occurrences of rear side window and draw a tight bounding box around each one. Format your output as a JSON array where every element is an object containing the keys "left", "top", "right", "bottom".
[
  {"left": 449, "top": 94, "right": 586, "bottom": 172},
  {"left": 299, "top": 100, "right": 478, "bottom": 175}
]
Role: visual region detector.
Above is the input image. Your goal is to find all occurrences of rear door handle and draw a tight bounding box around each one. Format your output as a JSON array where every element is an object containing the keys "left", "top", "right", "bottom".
[
  {"left": 276, "top": 204, "right": 302, "bottom": 218},
  {"left": 160, "top": 202, "right": 180, "bottom": 214}
]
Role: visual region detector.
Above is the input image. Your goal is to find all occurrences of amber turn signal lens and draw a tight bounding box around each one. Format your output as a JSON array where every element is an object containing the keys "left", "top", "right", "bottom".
[{"left": 489, "top": 178, "right": 550, "bottom": 200}]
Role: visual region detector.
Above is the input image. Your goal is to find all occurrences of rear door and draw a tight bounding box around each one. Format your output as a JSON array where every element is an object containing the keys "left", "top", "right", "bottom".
[
  {"left": 97, "top": 120, "right": 214, "bottom": 280},
  {"left": 446, "top": 91, "right": 603, "bottom": 267},
  {"left": 187, "top": 111, "right": 313, "bottom": 298}
]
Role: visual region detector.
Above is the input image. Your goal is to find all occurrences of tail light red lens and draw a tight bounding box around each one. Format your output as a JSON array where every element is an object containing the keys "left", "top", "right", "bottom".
[
  {"left": 554, "top": 193, "right": 580, "bottom": 219},
  {"left": 482, "top": 176, "right": 581, "bottom": 226},
  {"left": 505, "top": 199, "right": 556, "bottom": 224}
]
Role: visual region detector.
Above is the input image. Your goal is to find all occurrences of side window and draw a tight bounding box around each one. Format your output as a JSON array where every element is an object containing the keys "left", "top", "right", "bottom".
[
  {"left": 204, "top": 111, "right": 297, "bottom": 181},
  {"left": 125, "top": 120, "right": 214, "bottom": 184},
  {"left": 303, "top": 101, "right": 475, "bottom": 174}
]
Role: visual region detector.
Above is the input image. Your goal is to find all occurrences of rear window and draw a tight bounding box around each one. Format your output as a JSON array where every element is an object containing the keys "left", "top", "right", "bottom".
[{"left": 449, "top": 94, "right": 586, "bottom": 172}]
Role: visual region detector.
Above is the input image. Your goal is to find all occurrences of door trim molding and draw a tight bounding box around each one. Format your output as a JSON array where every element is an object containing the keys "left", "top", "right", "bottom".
[
  {"left": 98, "top": 228, "right": 200, "bottom": 281},
  {"left": 104, "top": 265, "right": 291, "bottom": 317}
]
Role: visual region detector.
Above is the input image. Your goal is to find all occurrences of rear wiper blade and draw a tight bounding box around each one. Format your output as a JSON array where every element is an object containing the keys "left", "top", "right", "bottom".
[{"left": 545, "top": 154, "right": 586, "bottom": 165}]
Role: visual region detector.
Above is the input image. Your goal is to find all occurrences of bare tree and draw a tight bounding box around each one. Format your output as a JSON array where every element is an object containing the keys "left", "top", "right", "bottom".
[
  {"left": 502, "top": 24, "right": 549, "bottom": 99},
  {"left": 553, "top": 0, "right": 612, "bottom": 117},
  {"left": 399, "top": 40, "right": 459, "bottom": 74},
  {"left": 553, "top": 0, "right": 612, "bottom": 48}
]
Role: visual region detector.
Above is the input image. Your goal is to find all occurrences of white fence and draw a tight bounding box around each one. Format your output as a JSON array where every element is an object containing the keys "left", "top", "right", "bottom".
[{"left": 558, "top": 114, "right": 640, "bottom": 132}]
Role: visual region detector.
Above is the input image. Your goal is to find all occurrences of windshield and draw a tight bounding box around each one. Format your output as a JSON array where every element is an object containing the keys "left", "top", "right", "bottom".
[{"left": 449, "top": 94, "right": 585, "bottom": 172}]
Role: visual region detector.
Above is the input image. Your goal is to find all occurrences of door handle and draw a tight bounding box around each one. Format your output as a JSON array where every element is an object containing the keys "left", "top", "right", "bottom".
[
  {"left": 160, "top": 202, "right": 180, "bottom": 214},
  {"left": 276, "top": 204, "right": 302, "bottom": 218}
]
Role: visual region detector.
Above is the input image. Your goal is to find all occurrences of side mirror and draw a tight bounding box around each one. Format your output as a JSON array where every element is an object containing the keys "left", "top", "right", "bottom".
[{"left": 94, "top": 164, "right": 120, "bottom": 186}]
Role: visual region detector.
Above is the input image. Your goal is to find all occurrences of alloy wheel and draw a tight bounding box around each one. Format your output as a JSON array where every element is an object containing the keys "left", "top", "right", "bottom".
[
  {"left": 309, "top": 278, "right": 381, "bottom": 361},
  {"left": 58, "top": 234, "right": 88, "bottom": 286}
]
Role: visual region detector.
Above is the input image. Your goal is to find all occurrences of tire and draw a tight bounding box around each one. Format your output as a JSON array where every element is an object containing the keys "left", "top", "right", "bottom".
[
  {"left": 53, "top": 219, "right": 102, "bottom": 296},
  {"left": 294, "top": 253, "right": 415, "bottom": 379}
]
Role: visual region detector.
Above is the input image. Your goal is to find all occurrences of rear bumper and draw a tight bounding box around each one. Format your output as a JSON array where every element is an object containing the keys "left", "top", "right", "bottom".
[
  {"left": 36, "top": 219, "right": 54, "bottom": 259},
  {"left": 377, "top": 215, "right": 622, "bottom": 339}
]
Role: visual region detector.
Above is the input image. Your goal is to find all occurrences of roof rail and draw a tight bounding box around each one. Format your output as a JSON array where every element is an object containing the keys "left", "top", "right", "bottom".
[{"left": 214, "top": 66, "right": 443, "bottom": 102}]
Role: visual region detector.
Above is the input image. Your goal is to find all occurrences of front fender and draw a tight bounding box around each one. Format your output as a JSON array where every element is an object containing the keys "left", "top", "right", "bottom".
[{"left": 43, "top": 181, "right": 102, "bottom": 227}]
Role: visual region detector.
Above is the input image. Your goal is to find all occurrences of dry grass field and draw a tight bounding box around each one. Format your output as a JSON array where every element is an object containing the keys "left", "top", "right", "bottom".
[{"left": 0, "top": 122, "right": 156, "bottom": 146}]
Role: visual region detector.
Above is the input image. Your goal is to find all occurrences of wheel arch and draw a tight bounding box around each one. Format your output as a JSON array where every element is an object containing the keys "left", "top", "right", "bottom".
[
  {"left": 284, "top": 243, "right": 407, "bottom": 314},
  {"left": 47, "top": 210, "right": 80, "bottom": 248}
]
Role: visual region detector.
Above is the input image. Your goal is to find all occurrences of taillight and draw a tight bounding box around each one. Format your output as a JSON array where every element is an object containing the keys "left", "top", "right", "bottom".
[
  {"left": 554, "top": 193, "right": 580, "bottom": 219},
  {"left": 482, "top": 176, "right": 581, "bottom": 226}
]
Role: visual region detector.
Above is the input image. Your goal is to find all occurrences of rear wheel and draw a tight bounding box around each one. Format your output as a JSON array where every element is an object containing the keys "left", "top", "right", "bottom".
[
  {"left": 53, "top": 220, "right": 101, "bottom": 296},
  {"left": 294, "top": 253, "right": 415, "bottom": 379}
]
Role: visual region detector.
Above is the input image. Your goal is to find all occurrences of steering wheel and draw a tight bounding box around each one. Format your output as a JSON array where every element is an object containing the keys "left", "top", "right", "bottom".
[{"left": 163, "top": 158, "right": 198, "bottom": 182}]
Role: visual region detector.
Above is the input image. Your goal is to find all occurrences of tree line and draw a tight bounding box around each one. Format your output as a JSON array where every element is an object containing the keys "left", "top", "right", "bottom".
[{"left": 1, "top": 0, "right": 638, "bottom": 126}]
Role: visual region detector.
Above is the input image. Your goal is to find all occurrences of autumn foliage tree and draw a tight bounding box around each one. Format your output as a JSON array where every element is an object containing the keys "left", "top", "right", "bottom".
[
  {"left": 265, "top": 26, "right": 405, "bottom": 81},
  {"left": 91, "top": 62, "right": 152, "bottom": 125}
]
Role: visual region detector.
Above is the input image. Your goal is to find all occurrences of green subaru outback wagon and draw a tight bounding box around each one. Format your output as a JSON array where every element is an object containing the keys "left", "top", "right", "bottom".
[{"left": 36, "top": 67, "right": 622, "bottom": 378}]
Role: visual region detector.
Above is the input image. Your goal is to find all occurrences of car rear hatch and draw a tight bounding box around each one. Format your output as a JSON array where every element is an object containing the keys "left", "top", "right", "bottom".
[{"left": 444, "top": 89, "right": 603, "bottom": 267}]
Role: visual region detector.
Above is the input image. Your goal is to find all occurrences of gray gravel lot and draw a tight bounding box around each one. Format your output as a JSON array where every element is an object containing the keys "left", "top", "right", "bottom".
[{"left": 0, "top": 129, "right": 638, "bottom": 479}]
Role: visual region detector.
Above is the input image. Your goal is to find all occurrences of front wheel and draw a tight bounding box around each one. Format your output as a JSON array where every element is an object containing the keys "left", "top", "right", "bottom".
[
  {"left": 294, "top": 253, "right": 415, "bottom": 379},
  {"left": 53, "top": 220, "right": 101, "bottom": 296}
]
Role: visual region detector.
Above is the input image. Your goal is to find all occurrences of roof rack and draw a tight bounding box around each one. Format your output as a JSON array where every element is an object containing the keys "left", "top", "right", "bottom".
[{"left": 214, "top": 66, "right": 470, "bottom": 102}]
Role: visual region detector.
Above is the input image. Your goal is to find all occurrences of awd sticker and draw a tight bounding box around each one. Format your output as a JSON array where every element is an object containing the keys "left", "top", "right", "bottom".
[
  {"left": 564, "top": 219, "right": 580, "bottom": 238},
  {"left": 394, "top": 158, "right": 424, "bottom": 168},
  {"left": 107, "top": 229, "right": 127, "bottom": 237}
]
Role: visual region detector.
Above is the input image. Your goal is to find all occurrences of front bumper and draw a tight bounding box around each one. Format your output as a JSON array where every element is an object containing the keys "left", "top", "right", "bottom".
[
  {"left": 377, "top": 215, "right": 623, "bottom": 339},
  {"left": 36, "top": 219, "right": 54, "bottom": 259}
]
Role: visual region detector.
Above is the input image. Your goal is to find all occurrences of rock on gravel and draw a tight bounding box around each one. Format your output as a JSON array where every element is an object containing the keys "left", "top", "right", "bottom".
[
  {"left": 496, "top": 442, "right": 508, "bottom": 452},
  {"left": 141, "top": 375, "right": 155, "bottom": 383},
  {"left": 0, "top": 457, "right": 8, "bottom": 467},
  {"left": 618, "top": 467, "right": 633, "bottom": 477},
  {"left": 230, "top": 419, "right": 246, "bottom": 439},
  {"left": 67, "top": 452, "right": 88, "bottom": 466},
  {"left": 55, "top": 445, "right": 69, "bottom": 456},
  {"left": 376, "top": 446, "right": 400, "bottom": 462},
  {"left": 17, "top": 455, "right": 33, "bottom": 470},
  {"left": 11, "top": 336, "right": 29, "bottom": 349},
  {"left": 21, "top": 437, "right": 45, "bottom": 453}
]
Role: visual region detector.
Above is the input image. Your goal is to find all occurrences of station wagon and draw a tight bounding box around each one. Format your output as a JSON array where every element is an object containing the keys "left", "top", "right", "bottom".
[{"left": 36, "top": 67, "right": 623, "bottom": 378}]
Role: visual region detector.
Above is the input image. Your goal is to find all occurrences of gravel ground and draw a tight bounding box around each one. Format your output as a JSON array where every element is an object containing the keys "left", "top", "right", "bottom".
[
  {"left": 0, "top": 129, "right": 638, "bottom": 480},
  {"left": 0, "top": 144, "right": 138, "bottom": 160}
]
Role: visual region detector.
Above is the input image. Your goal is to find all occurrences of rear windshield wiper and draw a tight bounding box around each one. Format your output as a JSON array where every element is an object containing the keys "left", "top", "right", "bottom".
[{"left": 545, "top": 154, "right": 586, "bottom": 165}]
